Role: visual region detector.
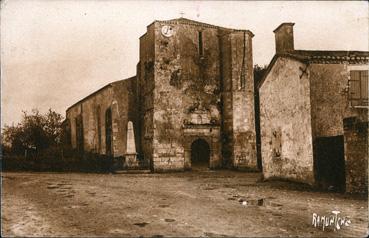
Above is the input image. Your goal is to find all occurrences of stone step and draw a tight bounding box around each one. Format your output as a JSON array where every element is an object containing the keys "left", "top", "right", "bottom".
[{"left": 114, "top": 169, "right": 151, "bottom": 174}]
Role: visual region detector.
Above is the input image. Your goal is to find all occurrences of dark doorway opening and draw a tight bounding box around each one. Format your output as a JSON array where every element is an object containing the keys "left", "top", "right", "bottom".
[
  {"left": 105, "top": 108, "right": 112, "bottom": 156},
  {"left": 191, "top": 139, "right": 210, "bottom": 169},
  {"left": 314, "top": 136, "right": 345, "bottom": 192}
]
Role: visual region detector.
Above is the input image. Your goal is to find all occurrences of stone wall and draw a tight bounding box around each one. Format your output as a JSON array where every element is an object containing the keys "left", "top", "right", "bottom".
[
  {"left": 138, "top": 23, "right": 156, "bottom": 167},
  {"left": 111, "top": 77, "right": 138, "bottom": 157},
  {"left": 309, "top": 64, "right": 368, "bottom": 139},
  {"left": 67, "top": 86, "right": 114, "bottom": 154},
  {"left": 136, "top": 19, "right": 256, "bottom": 171},
  {"left": 66, "top": 77, "right": 138, "bottom": 158},
  {"left": 219, "top": 29, "right": 256, "bottom": 170},
  {"left": 151, "top": 21, "right": 222, "bottom": 171},
  {"left": 343, "top": 117, "right": 368, "bottom": 194},
  {"left": 309, "top": 64, "right": 368, "bottom": 190},
  {"left": 259, "top": 57, "right": 314, "bottom": 184},
  {"left": 219, "top": 29, "right": 233, "bottom": 166},
  {"left": 229, "top": 31, "right": 256, "bottom": 170}
]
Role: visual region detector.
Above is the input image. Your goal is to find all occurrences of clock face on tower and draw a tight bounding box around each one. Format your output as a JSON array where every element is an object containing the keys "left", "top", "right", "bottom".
[{"left": 161, "top": 25, "right": 174, "bottom": 37}]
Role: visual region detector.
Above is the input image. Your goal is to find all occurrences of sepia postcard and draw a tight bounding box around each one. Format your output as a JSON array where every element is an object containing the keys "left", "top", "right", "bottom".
[{"left": 1, "top": 0, "right": 368, "bottom": 237}]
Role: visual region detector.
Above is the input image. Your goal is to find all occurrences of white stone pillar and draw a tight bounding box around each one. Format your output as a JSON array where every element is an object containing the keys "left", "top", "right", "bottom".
[
  {"left": 125, "top": 121, "right": 138, "bottom": 168},
  {"left": 126, "top": 121, "right": 136, "bottom": 154}
]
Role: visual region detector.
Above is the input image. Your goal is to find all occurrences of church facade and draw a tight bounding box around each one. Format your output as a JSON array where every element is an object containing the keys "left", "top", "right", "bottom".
[{"left": 65, "top": 18, "right": 258, "bottom": 172}]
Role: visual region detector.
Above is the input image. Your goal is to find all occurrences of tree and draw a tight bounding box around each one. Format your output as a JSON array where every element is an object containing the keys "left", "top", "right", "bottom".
[
  {"left": 2, "top": 109, "right": 64, "bottom": 155},
  {"left": 44, "top": 109, "right": 64, "bottom": 145},
  {"left": 253, "top": 64, "right": 268, "bottom": 171},
  {"left": 2, "top": 123, "right": 25, "bottom": 154},
  {"left": 254, "top": 64, "right": 268, "bottom": 86}
]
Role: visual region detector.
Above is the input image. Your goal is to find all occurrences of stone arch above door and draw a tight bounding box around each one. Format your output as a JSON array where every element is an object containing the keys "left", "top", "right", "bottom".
[
  {"left": 182, "top": 125, "right": 222, "bottom": 170},
  {"left": 190, "top": 138, "right": 211, "bottom": 169}
]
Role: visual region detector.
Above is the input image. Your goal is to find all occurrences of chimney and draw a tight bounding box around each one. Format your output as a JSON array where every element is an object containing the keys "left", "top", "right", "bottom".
[{"left": 273, "top": 23, "right": 295, "bottom": 54}]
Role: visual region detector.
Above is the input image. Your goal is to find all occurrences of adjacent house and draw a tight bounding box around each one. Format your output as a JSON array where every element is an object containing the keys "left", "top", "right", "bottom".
[{"left": 258, "top": 23, "right": 369, "bottom": 193}]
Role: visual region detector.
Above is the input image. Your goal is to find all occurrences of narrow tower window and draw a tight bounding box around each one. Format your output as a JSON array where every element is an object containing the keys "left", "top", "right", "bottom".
[
  {"left": 198, "top": 31, "right": 203, "bottom": 57},
  {"left": 96, "top": 106, "right": 101, "bottom": 152},
  {"left": 105, "top": 108, "right": 112, "bottom": 156},
  {"left": 240, "top": 32, "right": 247, "bottom": 89}
]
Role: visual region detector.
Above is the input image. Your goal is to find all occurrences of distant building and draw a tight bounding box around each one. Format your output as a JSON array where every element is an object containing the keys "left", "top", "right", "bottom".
[
  {"left": 258, "top": 23, "right": 369, "bottom": 193},
  {"left": 65, "top": 18, "right": 258, "bottom": 172}
]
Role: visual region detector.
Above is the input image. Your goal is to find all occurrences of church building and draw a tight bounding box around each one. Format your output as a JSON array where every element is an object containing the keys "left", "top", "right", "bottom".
[{"left": 65, "top": 18, "right": 258, "bottom": 172}]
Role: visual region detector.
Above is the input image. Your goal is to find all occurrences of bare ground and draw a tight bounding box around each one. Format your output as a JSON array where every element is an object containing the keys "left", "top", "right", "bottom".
[{"left": 1, "top": 170, "right": 368, "bottom": 237}]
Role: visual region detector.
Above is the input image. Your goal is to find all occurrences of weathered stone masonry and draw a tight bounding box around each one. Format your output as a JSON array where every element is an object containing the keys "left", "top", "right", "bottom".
[
  {"left": 138, "top": 18, "right": 256, "bottom": 171},
  {"left": 259, "top": 56, "right": 314, "bottom": 184},
  {"left": 343, "top": 117, "right": 368, "bottom": 193},
  {"left": 66, "top": 18, "right": 257, "bottom": 172},
  {"left": 66, "top": 77, "right": 138, "bottom": 165},
  {"left": 259, "top": 22, "right": 369, "bottom": 193}
]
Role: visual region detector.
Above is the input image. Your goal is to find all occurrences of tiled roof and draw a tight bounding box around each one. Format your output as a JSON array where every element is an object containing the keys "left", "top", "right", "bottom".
[
  {"left": 66, "top": 76, "right": 136, "bottom": 111},
  {"left": 257, "top": 50, "right": 369, "bottom": 89},
  {"left": 292, "top": 50, "right": 369, "bottom": 64}
]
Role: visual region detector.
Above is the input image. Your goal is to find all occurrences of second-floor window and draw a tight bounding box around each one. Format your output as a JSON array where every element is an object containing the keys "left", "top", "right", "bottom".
[{"left": 349, "top": 70, "right": 368, "bottom": 107}]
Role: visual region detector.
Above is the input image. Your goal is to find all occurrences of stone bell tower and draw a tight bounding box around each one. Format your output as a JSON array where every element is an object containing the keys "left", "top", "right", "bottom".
[
  {"left": 219, "top": 28, "right": 257, "bottom": 170},
  {"left": 137, "top": 18, "right": 257, "bottom": 171}
]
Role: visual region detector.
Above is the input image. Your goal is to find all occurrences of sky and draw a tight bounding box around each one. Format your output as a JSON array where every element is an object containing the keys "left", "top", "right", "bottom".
[{"left": 1, "top": 0, "right": 368, "bottom": 126}]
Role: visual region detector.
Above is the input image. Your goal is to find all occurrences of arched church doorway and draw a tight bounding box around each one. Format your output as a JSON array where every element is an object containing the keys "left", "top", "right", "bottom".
[{"left": 191, "top": 138, "right": 210, "bottom": 169}]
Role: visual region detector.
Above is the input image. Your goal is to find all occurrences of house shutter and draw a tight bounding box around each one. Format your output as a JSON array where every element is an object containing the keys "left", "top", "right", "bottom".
[
  {"left": 360, "top": 70, "right": 368, "bottom": 105},
  {"left": 349, "top": 70, "right": 369, "bottom": 107},
  {"left": 349, "top": 71, "right": 361, "bottom": 106}
]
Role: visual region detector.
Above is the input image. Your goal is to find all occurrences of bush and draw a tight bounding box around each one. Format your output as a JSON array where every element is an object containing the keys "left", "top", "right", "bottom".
[
  {"left": 1, "top": 147, "right": 115, "bottom": 173},
  {"left": 2, "top": 109, "right": 63, "bottom": 155}
]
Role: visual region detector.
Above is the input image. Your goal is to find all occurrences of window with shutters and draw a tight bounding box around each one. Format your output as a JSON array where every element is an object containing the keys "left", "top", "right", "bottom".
[{"left": 349, "top": 70, "right": 368, "bottom": 107}]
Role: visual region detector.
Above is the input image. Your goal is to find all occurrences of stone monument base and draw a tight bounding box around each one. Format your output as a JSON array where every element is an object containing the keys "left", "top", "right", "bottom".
[{"left": 124, "top": 153, "right": 140, "bottom": 168}]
